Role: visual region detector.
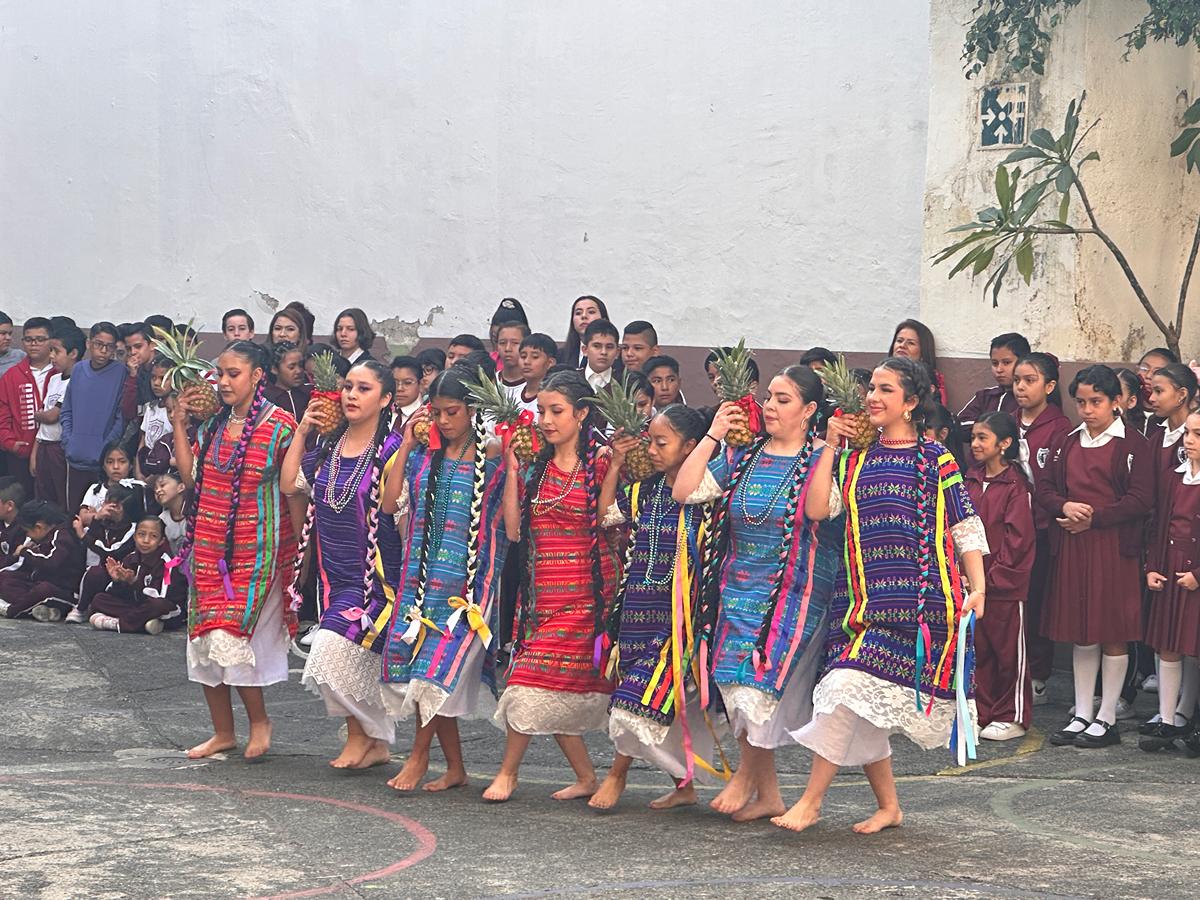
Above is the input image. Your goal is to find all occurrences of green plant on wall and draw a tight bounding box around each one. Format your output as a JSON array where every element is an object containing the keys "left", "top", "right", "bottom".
[{"left": 936, "top": 0, "right": 1200, "bottom": 358}]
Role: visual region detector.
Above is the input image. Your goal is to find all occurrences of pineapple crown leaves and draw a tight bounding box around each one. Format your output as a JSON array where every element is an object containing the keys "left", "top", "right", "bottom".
[
  {"left": 818, "top": 353, "right": 866, "bottom": 415},
  {"left": 309, "top": 351, "right": 342, "bottom": 392},
  {"left": 710, "top": 338, "right": 755, "bottom": 401},
  {"left": 463, "top": 366, "right": 522, "bottom": 423},
  {"left": 590, "top": 372, "right": 649, "bottom": 435},
  {"left": 150, "top": 321, "right": 216, "bottom": 391}
]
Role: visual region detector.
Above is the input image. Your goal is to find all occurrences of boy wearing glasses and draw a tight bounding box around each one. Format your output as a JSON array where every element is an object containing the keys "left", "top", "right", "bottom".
[
  {"left": 0, "top": 317, "right": 55, "bottom": 495},
  {"left": 60, "top": 322, "right": 129, "bottom": 512}
]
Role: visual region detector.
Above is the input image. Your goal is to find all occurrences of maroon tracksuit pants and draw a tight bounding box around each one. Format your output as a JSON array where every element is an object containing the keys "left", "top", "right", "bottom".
[
  {"left": 89, "top": 592, "right": 181, "bottom": 633},
  {"left": 975, "top": 598, "right": 1033, "bottom": 729},
  {"left": 0, "top": 573, "right": 74, "bottom": 618}
]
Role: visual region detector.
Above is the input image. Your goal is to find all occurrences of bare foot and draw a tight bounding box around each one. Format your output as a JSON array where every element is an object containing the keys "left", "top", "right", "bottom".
[
  {"left": 482, "top": 772, "right": 518, "bottom": 802},
  {"left": 244, "top": 720, "right": 272, "bottom": 760},
  {"left": 649, "top": 784, "right": 697, "bottom": 810},
  {"left": 852, "top": 806, "right": 903, "bottom": 834},
  {"left": 551, "top": 778, "right": 598, "bottom": 801},
  {"left": 709, "top": 770, "right": 754, "bottom": 815},
  {"left": 731, "top": 795, "right": 786, "bottom": 823},
  {"left": 587, "top": 772, "right": 627, "bottom": 810},
  {"left": 330, "top": 734, "right": 372, "bottom": 769},
  {"left": 352, "top": 740, "right": 392, "bottom": 770},
  {"left": 771, "top": 798, "right": 821, "bottom": 833},
  {"left": 387, "top": 751, "right": 430, "bottom": 791},
  {"left": 423, "top": 770, "right": 468, "bottom": 792},
  {"left": 186, "top": 735, "right": 236, "bottom": 759}
]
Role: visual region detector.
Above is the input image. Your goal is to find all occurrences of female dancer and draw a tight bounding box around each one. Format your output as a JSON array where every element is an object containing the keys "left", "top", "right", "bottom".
[
  {"left": 672, "top": 365, "right": 842, "bottom": 823},
  {"left": 281, "top": 359, "right": 400, "bottom": 769},
  {"left": 171, "top": 340, "right": 305, "bottom": 759},
  {"left": 774, "top": 356, "right": 987, "bottom": 834},
  {"left": 484, "top": 369, "right": 620, "bottom": 802},
  {"left": 379, "top": 367, "right": 512, "bottom": 791},
  {"left": 589, "top": 405, "right": 717, "bottom": 811}
]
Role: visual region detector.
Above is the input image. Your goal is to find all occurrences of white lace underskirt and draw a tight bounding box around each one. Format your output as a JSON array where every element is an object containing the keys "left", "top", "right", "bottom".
[
  {"left": 301, "top": 629, "right": 389, "bottom": 708},
  {"left": 807, "top": 667, "right": 971, "bottom": 751},
  {"left": 188, "top": 628, "right": 256, "bottom": 669},
  {"left": 493, "top": 685, "right": 610, "bottom": 736},
  {"left": 720, "top": 684, "right": 778, "bottom": 728},
  {"left": 381, "top": 634, "right": 493, "bottom": 726},
  {"left": 609, "top": 707, "right": 669, "bottom": 748}
]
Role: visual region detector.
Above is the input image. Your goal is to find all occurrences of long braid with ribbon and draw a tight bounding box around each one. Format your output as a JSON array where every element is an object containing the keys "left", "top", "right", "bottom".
[
  {"left": 285, "top": 419, "right": 347, "bottom": 614},
  {"left": 459, "top": 413, "right": 489, "bottom": 605},
  {"left": 413, "top": 443, "right": 447, "bottom": 615},
  {"left": 583, "top": 421, "right": 609, "bottom": 667},
  {"left": 219, "top": 377, "right": 268, "bottom": 592},
  {"left": 359, "top": 405, "right": 392, "bottom": 609},
  {"left": 913, "top": 437, "right": 934, "bottom": 710},
  {"left": 513, "top": 452, "right": 548, "bottom": 658},
  {"left": 604, "top": 476, "right": 653, "bottom": 646},
  {"left": 750, "top": 424, "right": 815, "bottom": 672}
]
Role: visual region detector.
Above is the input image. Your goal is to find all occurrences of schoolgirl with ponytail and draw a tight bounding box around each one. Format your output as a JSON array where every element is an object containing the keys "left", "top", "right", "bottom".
[
  {"left": 775, "top": 356, "right": 987, "bottom": 835},
  {"left": 378, "top": 367, "right": 513, "bottom": 793},
  {"left": 671, "top": 364, "right": 842, "bottom": 823},
  {"left": 280, "top": 359, "right": 401, "bottom": 770},
  {"left": 483, "top": 369, "right": 621, "bottom": 803},
  {"left": 588, "top": 404, "right": 719, "bottom": 812},
  {"left": 170, "top": 340, "right": 305, "bottom": 761}
]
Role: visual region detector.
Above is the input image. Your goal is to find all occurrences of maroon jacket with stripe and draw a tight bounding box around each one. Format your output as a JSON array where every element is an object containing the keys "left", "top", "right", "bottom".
[{"left": 964, "top": 464, "right": 1035, "bottom": 604}]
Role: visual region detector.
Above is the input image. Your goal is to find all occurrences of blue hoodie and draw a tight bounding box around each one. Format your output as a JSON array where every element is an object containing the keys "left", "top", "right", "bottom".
[{"left": 61, "top": 360, "right": 127, "bottom": 470}]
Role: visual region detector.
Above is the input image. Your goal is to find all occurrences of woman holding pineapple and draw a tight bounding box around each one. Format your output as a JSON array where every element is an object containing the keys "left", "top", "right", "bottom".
[
  {"left": 379, "top": 367, "right": 514, "bottom": 792},
  {"left": 170, "top": 341, "right": 307, "bottom": 760},
  {"left": 773, "top": 356, "right": 987, "bottom": 835},
  {"left": 672, "top": 363, "right": 843, "bottom": 823},
  {"left": 483, "top": 370, "right": 621, "bottom": 803},
  {"left": 280, "top": 359, "right": 402, "bottom": 770}
]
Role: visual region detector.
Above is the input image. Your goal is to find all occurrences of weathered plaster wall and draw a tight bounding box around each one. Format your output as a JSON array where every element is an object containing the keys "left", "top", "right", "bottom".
[
  {"left": 0, "top": 2, "right": 931, "bottom": 354},
  {"left": 922, "top": 0, "right": 1200, "bottom": 362}
]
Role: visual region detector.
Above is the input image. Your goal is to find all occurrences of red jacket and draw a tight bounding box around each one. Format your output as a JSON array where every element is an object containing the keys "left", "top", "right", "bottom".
[
  {"left": 1019, "top": 404, "right": 1072, "bottom": 530},
  {"left": 1035, "top": 426, "right": 1154, "bottom": 558},
  {"left": 0, "top": 359, "right": 54, "bottom": 458},
  {"left": 964, "top": 464, "right": 1035, "bottom": 604}
]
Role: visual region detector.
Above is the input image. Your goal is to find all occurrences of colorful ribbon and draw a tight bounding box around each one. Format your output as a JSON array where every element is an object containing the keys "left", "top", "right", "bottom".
[
  {"left": 733, "top": 394, "right": 763, "bottom": 435},
  {"left": 949, "top": 610, "right": 978, "bottom": 766},
  {"left": 495, "top": 411, "right": 539, "bottom": 455},
  {"left": 446, "top": 595, "right": 493, "bottom": 648},
  {"left": 399, "top": 604, "right": 442, "bottom": 659},
  {"left": 340, "top": 606, "right": 379, "bottom": 637}
]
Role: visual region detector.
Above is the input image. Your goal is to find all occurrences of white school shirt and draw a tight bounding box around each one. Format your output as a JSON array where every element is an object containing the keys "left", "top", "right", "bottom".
[
  {"left": 159, "top": 509, "right": 187, "bottom": 554},
  {"left": 1162, "top": 420, "right": 1186, "bottom": 447},
  {"left": 141, "top": 403, "right": 172, "bottom": 451},
  {"left": 585, "top": 366, "right": 613, "bottom": 392},
  {"left": 1070, "top": 416, "right": 1125, "bottom": 448},
  {"left": 498, "top": 375, "right": 526, "bottom": 404},
  {"left": 36, "top": 372, "right": 68, "bottom": 442}
]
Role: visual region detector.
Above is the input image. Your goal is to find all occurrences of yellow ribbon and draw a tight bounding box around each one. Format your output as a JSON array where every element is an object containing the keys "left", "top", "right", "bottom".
[
  {"left": 446, "top": 596, "right": 493, "bottom": 648},
  {"left": 400, "top": 604, "right": 442, "bottom": 659}
]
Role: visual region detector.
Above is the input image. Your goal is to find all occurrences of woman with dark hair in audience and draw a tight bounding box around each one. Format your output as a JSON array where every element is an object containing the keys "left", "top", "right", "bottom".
[
  {"left": 564, "top": 296, "right": 609, "bottom": 368},
  {"left": 332, "top": 308, "right": 376, "bottom": 364}
]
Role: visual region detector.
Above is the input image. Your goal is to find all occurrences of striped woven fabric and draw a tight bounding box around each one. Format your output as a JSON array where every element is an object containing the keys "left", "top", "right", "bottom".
[
  {"left": 302, "top": 432, "right": 402, "bottom": 652},
  {"left": 187, "top": 404, "right": 297, "bottom": 639},
  {"left": 824, "top": 442, "right": 973, "bottom": 701},
  {"left": 507, "top": 458, "right": 619, "bottom": 695}
]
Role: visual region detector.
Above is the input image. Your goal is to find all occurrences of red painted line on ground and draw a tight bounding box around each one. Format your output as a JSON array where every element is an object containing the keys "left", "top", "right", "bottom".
[{"left": 0, "top": 776, "right": 437, "bottom": 898}]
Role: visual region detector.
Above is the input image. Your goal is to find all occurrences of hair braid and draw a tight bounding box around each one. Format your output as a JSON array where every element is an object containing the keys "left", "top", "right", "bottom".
[
  {"left": 514, "top": 456, "right": 545, "bottom": 655},
  {"left": 286, "top": 421, "right": 347, "bottom": 610},
  {"left": 360, "top": 407, "right": 391, "bottom": 606},
  {"left": 459, "top": 412, "right": 488, "bottom": 605},
  {"left": 222, "top": 377, "right": 268, "bottom": 575},
  {"left": 412, "top": 444, "right": 446, "bottom": 613},
  {"left": 697, "top": 436, "right": 767, "bottom": 649},
  {"left": 914, "top": 439, "right": 933, "bottom": 693},
  {"left": 583, "top": 423, "right": 607, "bottom": 649},
  {"left": 751, "top": 424, "right": 815, "bottom": 668}
]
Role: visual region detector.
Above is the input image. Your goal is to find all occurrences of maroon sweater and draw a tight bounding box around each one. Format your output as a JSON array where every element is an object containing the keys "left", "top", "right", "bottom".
[
  {"left": 3, "top": 524, "right": 84, "bottom": 591},
  {"left": 964, "top": 464, "right": 1035, "bottom": 604},
  {"left": 1019, "top": 404, "right": 1072, "bottom": 531},
  {"left": 1035, "top": 426, "right": 1155, "bottom": 558}
]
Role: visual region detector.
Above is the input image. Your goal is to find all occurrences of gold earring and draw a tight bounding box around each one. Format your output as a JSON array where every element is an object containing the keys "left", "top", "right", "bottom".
[{"left": 903, "top": 410, "right": 912, "bottom": 422}]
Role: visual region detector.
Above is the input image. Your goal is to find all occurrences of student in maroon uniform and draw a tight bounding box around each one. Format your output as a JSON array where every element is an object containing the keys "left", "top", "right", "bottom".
[
  {"left": 0, "top": 500, "right": 85, "bottom": 621},
  {"left": 1012, "top": 352, "right": 1072, "bottom": 704},
  {"left": 0, "top": 478, "right": 26, "bottom": 568},
  {"left": 87, "top": 515, "right": 185, "bottom": 635},
  {"left": 965, "top": 412, "right": 1035, "bottom": 740},
  {"left": 1037, "top": 365, "right": 1154, "bottom": 749},
  {"left": 958, "top": 332, "right": 1030, "bottom": 430}
]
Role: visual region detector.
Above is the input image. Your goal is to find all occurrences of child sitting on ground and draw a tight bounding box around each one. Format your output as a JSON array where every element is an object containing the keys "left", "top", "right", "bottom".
[
  {"left": 0, "top": 477, "right": 27, "bottom": 568},
  {"left": 88, "top": 515, "right": 185, "bottom": 635},
  {"left": 0, "top": 500, "right": 84, "bottom": 621}
]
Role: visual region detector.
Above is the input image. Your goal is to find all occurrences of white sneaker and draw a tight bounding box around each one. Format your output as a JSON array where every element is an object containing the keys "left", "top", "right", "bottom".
[
  {"left": 980, "top": 721, "right": 1027, "bottom": 741},
  {"left": 65, "top": 608, "right": 87, "bottom": 624},
  {"left": 299, "top": 622, "right": 319, "bottom": 647},
  {"left": 144, "top": 618, "right": 164, "bottom": 635},
  {"left": 89, "top": 613, "right": 119, "bottom": 631},
  {"left": 1143, "top": 674, "right": 1159, "bottom": 693},
  {"left": 1032, "top": 679, "right": 1048, "bottom": 706},
  {"left": 1116, "top": 697, "right": 1137, "bottom": 720},
  {"left": 31, "top": 603, "right": 63, "bottom": 623},
  {"left": 0, "top": 599, "right": 9, "bottom": 617}
]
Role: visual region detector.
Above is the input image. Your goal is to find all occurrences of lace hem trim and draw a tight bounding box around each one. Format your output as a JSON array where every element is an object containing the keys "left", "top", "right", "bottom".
[
  {"left": 187, "top": 629, "right": 255, "bottom": 669},
  {"left": 300, "top": 630, "right": 387, "bottom": 706},
  {"left": 493, "top": 685, "right": 610, "bottom": 736},
  {"left": 686, "top": 470, "right": 723, "bottom": 505},
  {"left": 609, "top": 707, "right": 670, "bottom": 748},
  {"left": 601, "top": 503, "right": 626, "bottom": 528},
  {"left": 951, "top": 515, "right": 989, "bottom": 557},
  {"left": 719, "top": 683, "right": 779, "bottom": 727},
  {"left": 812, "top": 668, "right": 970, "bottom": 750}
]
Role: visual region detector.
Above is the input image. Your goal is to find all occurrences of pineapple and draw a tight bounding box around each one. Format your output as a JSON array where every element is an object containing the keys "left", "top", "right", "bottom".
[
  {"left": 151, "top": 324, "right": 221, "bottom": 421},
  {"left": 412, "top": 415, "right": 433, "bottom": 447},
  {"left": 307, "top": 351, "right": 345, "bottom": 435},
  {"left": 819, "top": 354, "right": 876, "bottom": 449},
  {"left": 710, "top": 339, "right": 758, "bottom": 447},
  {"left": 590, "top": 374, "right": 656, "bottom": 481},
  {"left": 464, "top": 367, "right": 542, "bottom": 463}
]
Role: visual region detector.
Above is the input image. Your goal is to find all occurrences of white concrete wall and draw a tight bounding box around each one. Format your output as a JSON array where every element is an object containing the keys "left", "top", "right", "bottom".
[
  {"left": 922, "top": 0, "right": 1200, "bottom": 362},
  {"left": 0, "top": 1, "right": 931, "bottom": 353}
]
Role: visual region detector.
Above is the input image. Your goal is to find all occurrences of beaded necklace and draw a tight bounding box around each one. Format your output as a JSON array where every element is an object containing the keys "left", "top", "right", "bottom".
[
  {"left": 210, "top": 415, "right": 250, "bottom": 474},
  {"left": 428, "top": 440, "right": 471, "bottom": 559},
  {"left": 641, "top": 477, "right": 690, "bottom": 586},
  {"left": 737, "top": 441, "right": 803, "bottom": 527},
  {"left": 533, "top": 457, "right": 583, "bottom": 515},
  {"left": 323, "top": 430, "right": 377, "bottom": 514}
]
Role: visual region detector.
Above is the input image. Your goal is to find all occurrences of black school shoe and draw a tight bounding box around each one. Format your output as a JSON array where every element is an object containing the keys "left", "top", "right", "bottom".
[
  {"left": 1184, "top": 719, "right": 1200, "bottom": 758},
  {"left": 1050, "top": 716, "right": 1092, "bottom": 746},
  {"left": 1138, "top": 722, "right": 1184, "bottom": 752},
  {"left": 1074, "top": 719, "right": 1121, "bottom": 748}
]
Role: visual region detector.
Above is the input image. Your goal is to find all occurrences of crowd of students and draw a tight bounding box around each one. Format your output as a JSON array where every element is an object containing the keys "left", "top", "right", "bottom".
[{"left": 0, "top": 294, "right": 1194, "bottom": 835}]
